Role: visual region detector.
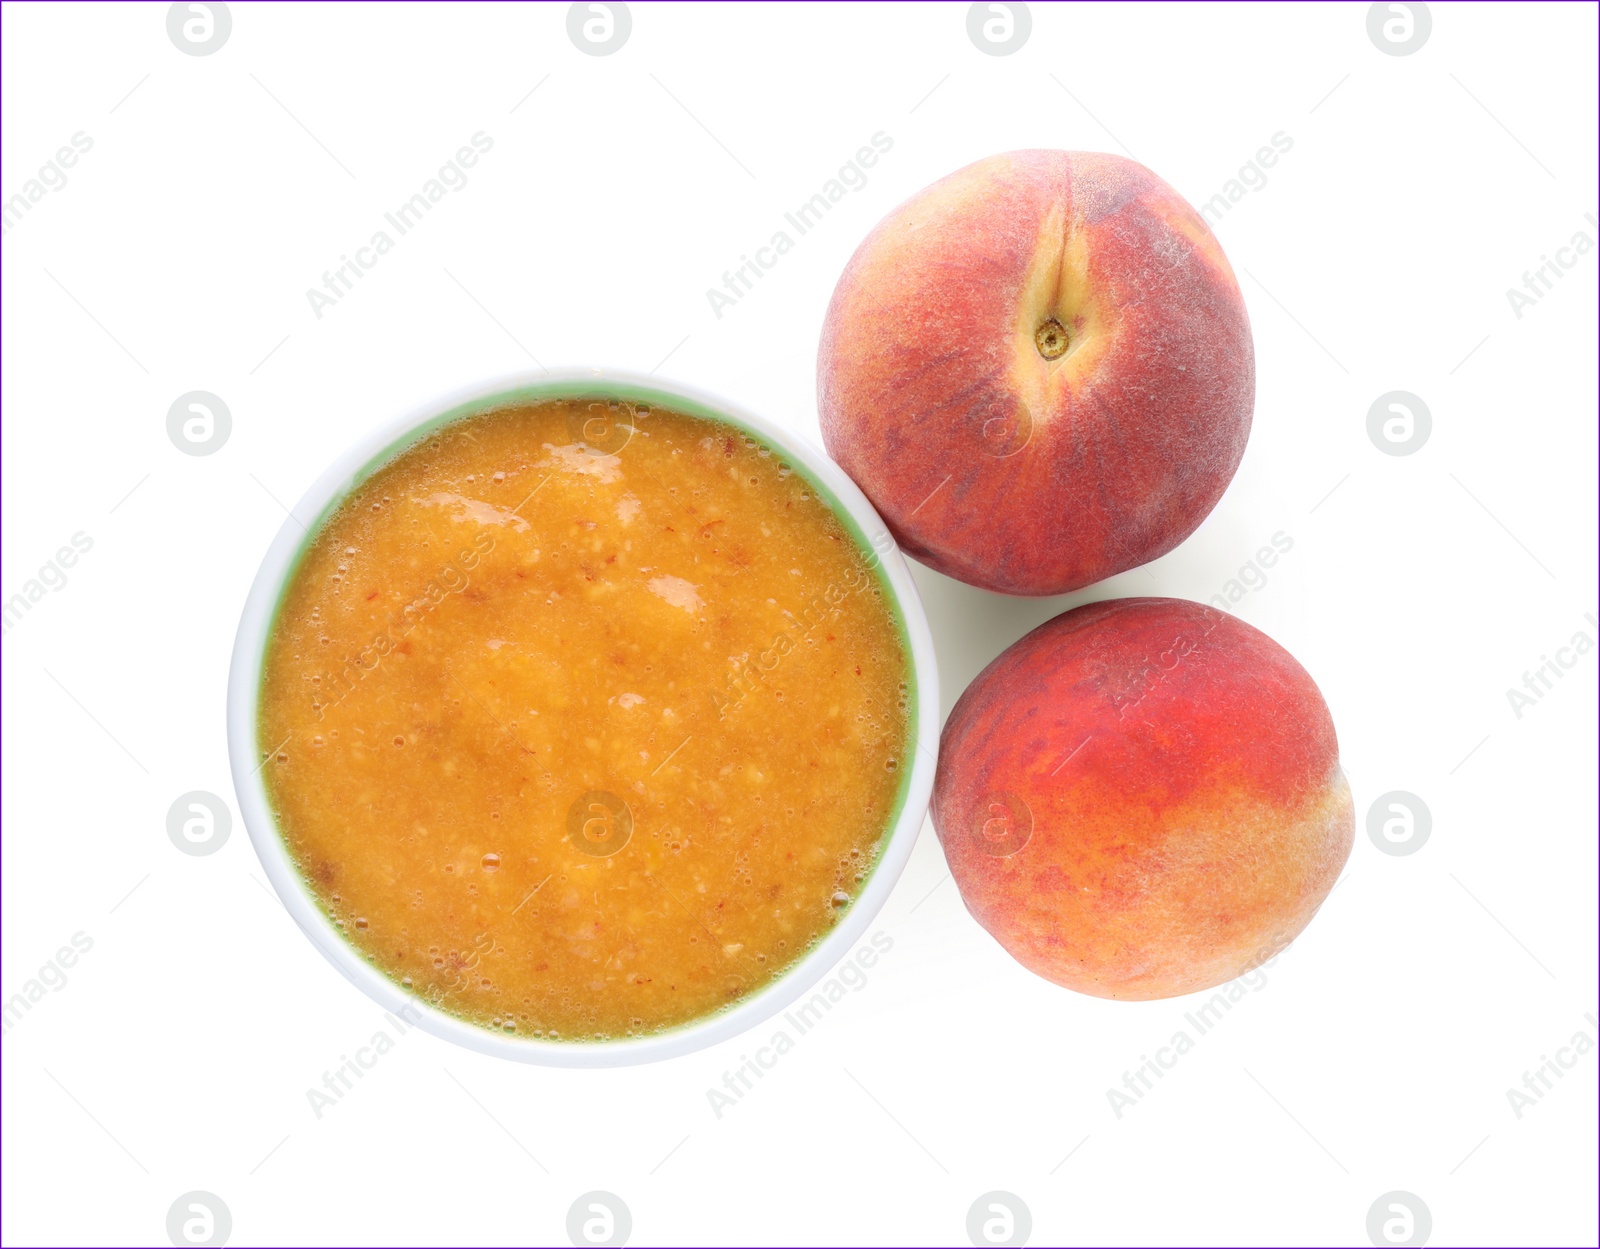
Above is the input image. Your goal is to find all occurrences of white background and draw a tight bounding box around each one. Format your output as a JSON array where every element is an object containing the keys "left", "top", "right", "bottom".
[{"left": 3, "top": 2, "right": 1596, "bottom": 1246}]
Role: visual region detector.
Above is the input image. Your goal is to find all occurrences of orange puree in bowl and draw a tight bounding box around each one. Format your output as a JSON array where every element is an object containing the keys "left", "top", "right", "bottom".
[{"left": 258, "top": 400, "right": 911, "bottom": 1039}]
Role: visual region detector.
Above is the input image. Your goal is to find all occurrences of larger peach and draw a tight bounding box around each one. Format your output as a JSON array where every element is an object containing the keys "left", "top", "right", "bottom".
[
  {"left": 819, "top": 150, "right": 1253, "bottom": 596},
  {"left": 933, "top": 598, "right": 1352, "bottom": 1000}
]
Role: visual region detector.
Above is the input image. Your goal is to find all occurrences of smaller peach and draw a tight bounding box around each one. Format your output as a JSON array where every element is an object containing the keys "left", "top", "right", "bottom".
[{"left": 933, "top": 598, "right": 1353, "bottom": 1001}]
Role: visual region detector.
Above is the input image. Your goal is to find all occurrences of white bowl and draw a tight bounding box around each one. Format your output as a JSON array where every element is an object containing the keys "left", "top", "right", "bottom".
[{"left": 227, "top": 369, "right": 939, "bottom": 1067}]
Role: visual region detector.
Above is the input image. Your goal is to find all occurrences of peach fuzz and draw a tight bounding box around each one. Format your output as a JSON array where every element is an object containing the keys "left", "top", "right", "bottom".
[
  {"left": 819, "top": 150, "right": 1253, "bottom": 596},
  {"left": 933, "top": 598, "right": 1352, "bottom": 1001}
]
